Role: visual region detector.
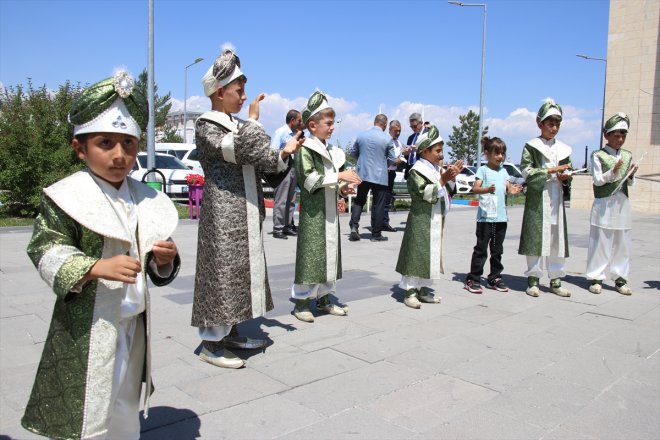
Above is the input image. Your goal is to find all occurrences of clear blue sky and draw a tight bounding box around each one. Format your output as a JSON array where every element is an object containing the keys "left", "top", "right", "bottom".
[{"left": 0, "top": 0, "right": 610, "bottom": 165}]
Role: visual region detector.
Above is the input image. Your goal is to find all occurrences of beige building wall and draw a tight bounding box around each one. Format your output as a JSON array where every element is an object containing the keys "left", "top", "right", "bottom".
[{"left": 573, "top": 0, "right": 660, "bottom": 213}]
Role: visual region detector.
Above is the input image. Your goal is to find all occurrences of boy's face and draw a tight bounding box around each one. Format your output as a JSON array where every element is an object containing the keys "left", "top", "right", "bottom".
[
  {"left": 538, "top": 117, "right": 561, "bottom": 140},
  {"left": 218, "top": 79, "right": 247, "bottom": 114},
  {"left": 604, "top": 130, "right": 627, "bottom": 150},
  {"left": 72, "top": 133, "right": 138, "bottom": 188},
  {"left": 421, "top": 143, "right": 444, "bottom": 165},
  {"left": 309, "top": 116, "right": 334, "bottom": 141}
]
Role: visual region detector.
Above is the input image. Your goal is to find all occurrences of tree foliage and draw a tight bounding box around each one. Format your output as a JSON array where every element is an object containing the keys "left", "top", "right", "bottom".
[
  {"left": 0, "top": 81, "right": 84, "bottom": 216},
  {"left": 0, "top": 71, "right": 176, "bottom": 217},
  {"left": 446, "top": 110, "right": 488, "bottom": 165}
]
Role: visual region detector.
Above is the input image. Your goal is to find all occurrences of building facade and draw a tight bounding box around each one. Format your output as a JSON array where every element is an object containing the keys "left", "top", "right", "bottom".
[{"left": 571, "top": 0, "right": 660, "bottom": 213}]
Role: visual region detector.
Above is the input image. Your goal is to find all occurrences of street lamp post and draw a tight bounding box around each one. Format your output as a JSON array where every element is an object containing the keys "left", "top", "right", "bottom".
[
  {"left": 576, "top": 54, "right": 607, "bottom": 150},
  {"left": 449, "top": 1, "right": 487, "bottom": 167},
  {"left": 183, "top": 57, "right": 204, "bottom": 143}
]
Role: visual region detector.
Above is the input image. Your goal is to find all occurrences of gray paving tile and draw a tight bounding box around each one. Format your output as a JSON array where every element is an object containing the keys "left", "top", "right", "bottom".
[
  {"left": 591, "top": 322, "right": 660, "bottom": 358},
  {"left": 358, "top": 374, "right": 498, "bottom": 433},
  {"left": 251, "top": 348, "right": 367, "bottom": 387},
  {"left": 278, "top": 407, "right": 414, "bottom": 440}
]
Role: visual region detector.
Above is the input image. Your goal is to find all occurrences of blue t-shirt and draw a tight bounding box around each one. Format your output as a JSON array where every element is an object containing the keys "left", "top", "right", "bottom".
[{"left": 475, "top": 165, "right": 511, "bottom": 222}]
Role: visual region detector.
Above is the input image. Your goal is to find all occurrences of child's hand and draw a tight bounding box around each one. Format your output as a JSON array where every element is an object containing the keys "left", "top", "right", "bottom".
[
  {"left": 557, "top": 172, "right": 571, "bottom": 182},
  {"left": 552, "top": 164, "right": 571, "bottom": 174},
  {"left": 613, "top": 159, "right": 623, "bottom": 173},
  {"left": 486, "top": 184, "right": 496, "bottom": 194},
  {"left": 339, "top": 169, "right": 362, "bottom": 184},
  {"left": 88, "top": 255, "right": 142, "bottom": 284},
  {"left": 629, "top": 164, "right": 639, "bottom": 178},
  {"left": 152, "top": 240, "right": 178, "bottom": 266},
  {"left": 341, "top": 184, "right": 357, "bottom": 196},
  {"left": 281, "top": 131, "right": 304, "bottom": 158},
  {"left": 248, "top": 93, "right": 266, "bottom": 120},
  {"left": 509, "top": 184, "right": 523, "bottom": 194}
]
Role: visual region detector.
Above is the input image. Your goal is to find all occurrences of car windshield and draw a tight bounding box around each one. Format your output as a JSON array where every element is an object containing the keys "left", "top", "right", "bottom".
[
  {"left": 137, "top": 155, "right": 189, "bottom": 170},
  {"left": 173, "top": 150, "right": 188, "bottom": 159},
  {"left": 503, "top": 164, "right": 523, "bottom": 178},
  {"left": 460, "top": 167, "right": 476, "bottom": 176}
]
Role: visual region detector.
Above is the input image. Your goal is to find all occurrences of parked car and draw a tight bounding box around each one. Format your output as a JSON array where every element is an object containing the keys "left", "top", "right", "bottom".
[
  {"left": 180, "top": 148, "right": 203, "bottom": 174},
  {"left": 155, "top": 142, "right": 195, "bottom": 160},
  {"left": 129, "top": 152, "right": 193, "bottom": 199},
  {"left": 455, "top": 165, "right": 477, "bottom": 194}
]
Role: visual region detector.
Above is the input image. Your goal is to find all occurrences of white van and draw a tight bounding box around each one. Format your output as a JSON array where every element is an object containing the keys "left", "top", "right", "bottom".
[{"left": 155, "top": 143, "right": 202, "bottom": 174}]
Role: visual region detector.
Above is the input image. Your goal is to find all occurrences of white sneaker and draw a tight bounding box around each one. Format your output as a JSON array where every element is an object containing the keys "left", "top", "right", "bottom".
[
  {"left": 404, "top": 295, "right": 422, "bottom": 309},
  {"left": 317, "top": 303, "right": 347, "bottom": 316},
  {"left": 199, "top": 346, "right": 244, "bottom": 369},
  {"left": 588, "top": 283, "right": 602, "bottom": 294},
  {"left": 417, "top": 292, "right": 441, "bottom": 304},
  {"left": 293, "top": 300, "right": 314, "bottom": 322},
  {"left": 526, "top": 285, "right": 540, "bottom": 297},
  {"left": 616, "top": 284, "right": 632, "bottom": 295},
  {"left": 551, "top": 285, "right": 571, "bottom": 297}
]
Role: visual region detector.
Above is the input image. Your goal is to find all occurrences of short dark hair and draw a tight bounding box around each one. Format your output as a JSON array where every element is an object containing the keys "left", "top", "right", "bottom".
[
  {"left": 285, "top": 109, "right": 300, "bottom": 124},
  {"left": 306, "top": 108, "right": 336, "bottom": 128}
]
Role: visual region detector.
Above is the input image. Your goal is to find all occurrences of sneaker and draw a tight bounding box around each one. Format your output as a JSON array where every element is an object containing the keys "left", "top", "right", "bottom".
[
  {"left": 464, "top": 279, "right": 483, "bottom": 294},
  {"left": 370, "top": 234, "right": 388, "bottom": 242},
  {"left": 615, "top": 278, "right": 632, "bottom": 295},
  {"left": 199, "top": 343, "right": 244, "bottom": 369},
  {"left": 223, "top": 335, "right": 268, "bottom": 350},
  {"left": 317, "top": 303, "right": 347, "bottom": 316},
  {"left": 382, "top": 224, "right": 396, "bottom": 232},
  {"left": 272, "top": 231, "right": 288, "bottom": 240},
  {"left": 417, "top": 289, "right": 441, "bottom": 304},
  {"left": 293, "top": 299, "right": 314, "bottom": 322},
  {"left": 349, "top": 227, "right": 360, "bottom": 241},
  {"left": 550, "top": 279, "right": 571, "bottom": 297},
  {"left": 403, "top": 290, "right": 422, "bottom": 309},
  {"left": 283, "top": 228, "right": 297, "bottom": 236},
  {"left": 588, "top": 281, "right": 602, "bottom": 294},
  {"left": 526, "top": 285, "right": 540, "bottom": 297},
  {"left": 487, "top": 278, "right": 509, "bottom": 292},
  {"left": 526, "top": 276, "right": 540, "bottom": 297}
]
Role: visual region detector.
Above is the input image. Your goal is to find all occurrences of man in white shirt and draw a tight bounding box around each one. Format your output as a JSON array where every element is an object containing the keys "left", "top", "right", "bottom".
[{"left": 383, "top": 120, "right": 403, "bottom": 231}]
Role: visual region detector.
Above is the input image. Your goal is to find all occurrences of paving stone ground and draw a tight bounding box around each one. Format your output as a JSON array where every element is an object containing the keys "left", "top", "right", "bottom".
[{"left": 1, "top": 204, "right": 658, "bottom": 439}]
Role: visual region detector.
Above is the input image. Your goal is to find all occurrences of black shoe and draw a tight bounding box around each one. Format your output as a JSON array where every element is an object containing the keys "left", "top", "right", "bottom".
[
  {"left": 382, "top": 224, "right": 396, "bottom": 232},
  {"left": 283, "top": 228, "right": 297, "bottom": 236},
  {"left": 349, "top": 228, "right": 360, "bottom": 241},
  {"left": 272, "top": 231, "right": 288, "bottom": 239},
  {"left": 370, "top": 234, "right": 388, "bottom": 242},
  {"left": 290, "top": 224, "right": 298, "bottom": 233}
]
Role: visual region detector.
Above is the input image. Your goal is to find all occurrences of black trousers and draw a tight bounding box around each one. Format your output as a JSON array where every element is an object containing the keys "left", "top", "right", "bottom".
[
  {"left": 467, "top": 222, "right": 508, "bottom": 283},
  {"left": 384, "top": 170, "right": 397, "bottom": 226},
  {"left": 349, "top": 180, "right": 388, "bottom": 236}
]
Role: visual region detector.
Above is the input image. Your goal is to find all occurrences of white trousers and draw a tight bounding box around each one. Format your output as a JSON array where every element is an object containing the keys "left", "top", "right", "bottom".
[
  {"left": 291, "top": 281, "right": 336, "bottom": 300},
  {"left": 198, "top": 325, "right": 232, "bottom": 342},
  {"left": 399, "top": 275, "right": 433, "bottom": 291},
  {"left": 586, "top": 226, "right": 631, "bottom": 281},
  {"left": 525, "top": 226, "right": 566, "bottom": 280},
  {"left": 105, "top": 315, "right": 145, "bottom": 440}
]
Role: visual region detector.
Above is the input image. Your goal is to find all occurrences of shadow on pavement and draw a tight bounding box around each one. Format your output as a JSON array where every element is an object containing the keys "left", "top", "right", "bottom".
[{"left": 140, "top": 406, "right": 200, "bottom": 439}]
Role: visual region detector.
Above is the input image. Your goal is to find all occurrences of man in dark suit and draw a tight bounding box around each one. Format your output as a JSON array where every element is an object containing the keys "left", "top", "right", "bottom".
[
  {"left": 348, "top": 114, "right": 396, "bottom": 242},
  {"left": 403, "top": 112, "right": 426, "bottom": 180}
]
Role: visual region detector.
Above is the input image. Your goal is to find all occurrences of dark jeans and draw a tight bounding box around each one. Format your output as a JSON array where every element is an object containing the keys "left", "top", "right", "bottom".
[
  {"left": 467, "top": 221, "right": 508, "bottom": 283},
  {"left": 384, "top": 170, "right": 397, "bottom": 226},
  {"left": 349, "top": 181, "right": 388, "bottom": 236}
]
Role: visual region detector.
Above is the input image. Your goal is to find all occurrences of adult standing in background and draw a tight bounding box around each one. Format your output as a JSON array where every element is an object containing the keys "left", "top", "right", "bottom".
[
  {"left": 403, "top": 113, "right": 426, "bottom": 180},
  {"left": 348, "top": 114, "right": 396, "bottom": 242},
  {"left": 271, "top": 110, "right": 304, "bottom": 239},
  {"left": 383, "top": 120, "right": 403, "bottom": 231}
]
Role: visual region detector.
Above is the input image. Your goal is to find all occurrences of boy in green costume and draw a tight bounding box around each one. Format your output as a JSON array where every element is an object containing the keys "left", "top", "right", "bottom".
[
  {"left": 395, "top": 126, "right": 462, "bottom": 309},
  {"left": 22, "top": 71, "right": 180, "bottom": 439},
  {"left": 291, "top": 91, "right": 362, "bottom": 322},
  {"left": 518, "top": 99, "right": 573, "bottom": 297}
]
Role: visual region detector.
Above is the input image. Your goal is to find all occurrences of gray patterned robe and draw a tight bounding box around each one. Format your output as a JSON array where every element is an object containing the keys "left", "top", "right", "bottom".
[{"left": 191, "top": 111, "right": 289, "bottom": 327}]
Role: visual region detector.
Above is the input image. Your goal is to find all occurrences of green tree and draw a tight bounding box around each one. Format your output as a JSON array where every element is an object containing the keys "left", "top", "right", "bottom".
[
  {"left": 160, "top": 126, "right": 184, "bottom": 143},
  {"left": 446, "top": 110, "right": 488, "bottom": 165},
  {"left": 0, "top": 81, "right": 84, "bottom": 216},
  {"left": 135, "top": 69, "right": 173, "bottom": 149}
]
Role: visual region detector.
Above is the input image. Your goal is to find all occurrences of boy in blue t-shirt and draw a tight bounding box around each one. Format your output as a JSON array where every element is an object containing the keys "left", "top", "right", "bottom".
[{"left": 465, "top": 137, "right": 523, "bottom": 293}]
